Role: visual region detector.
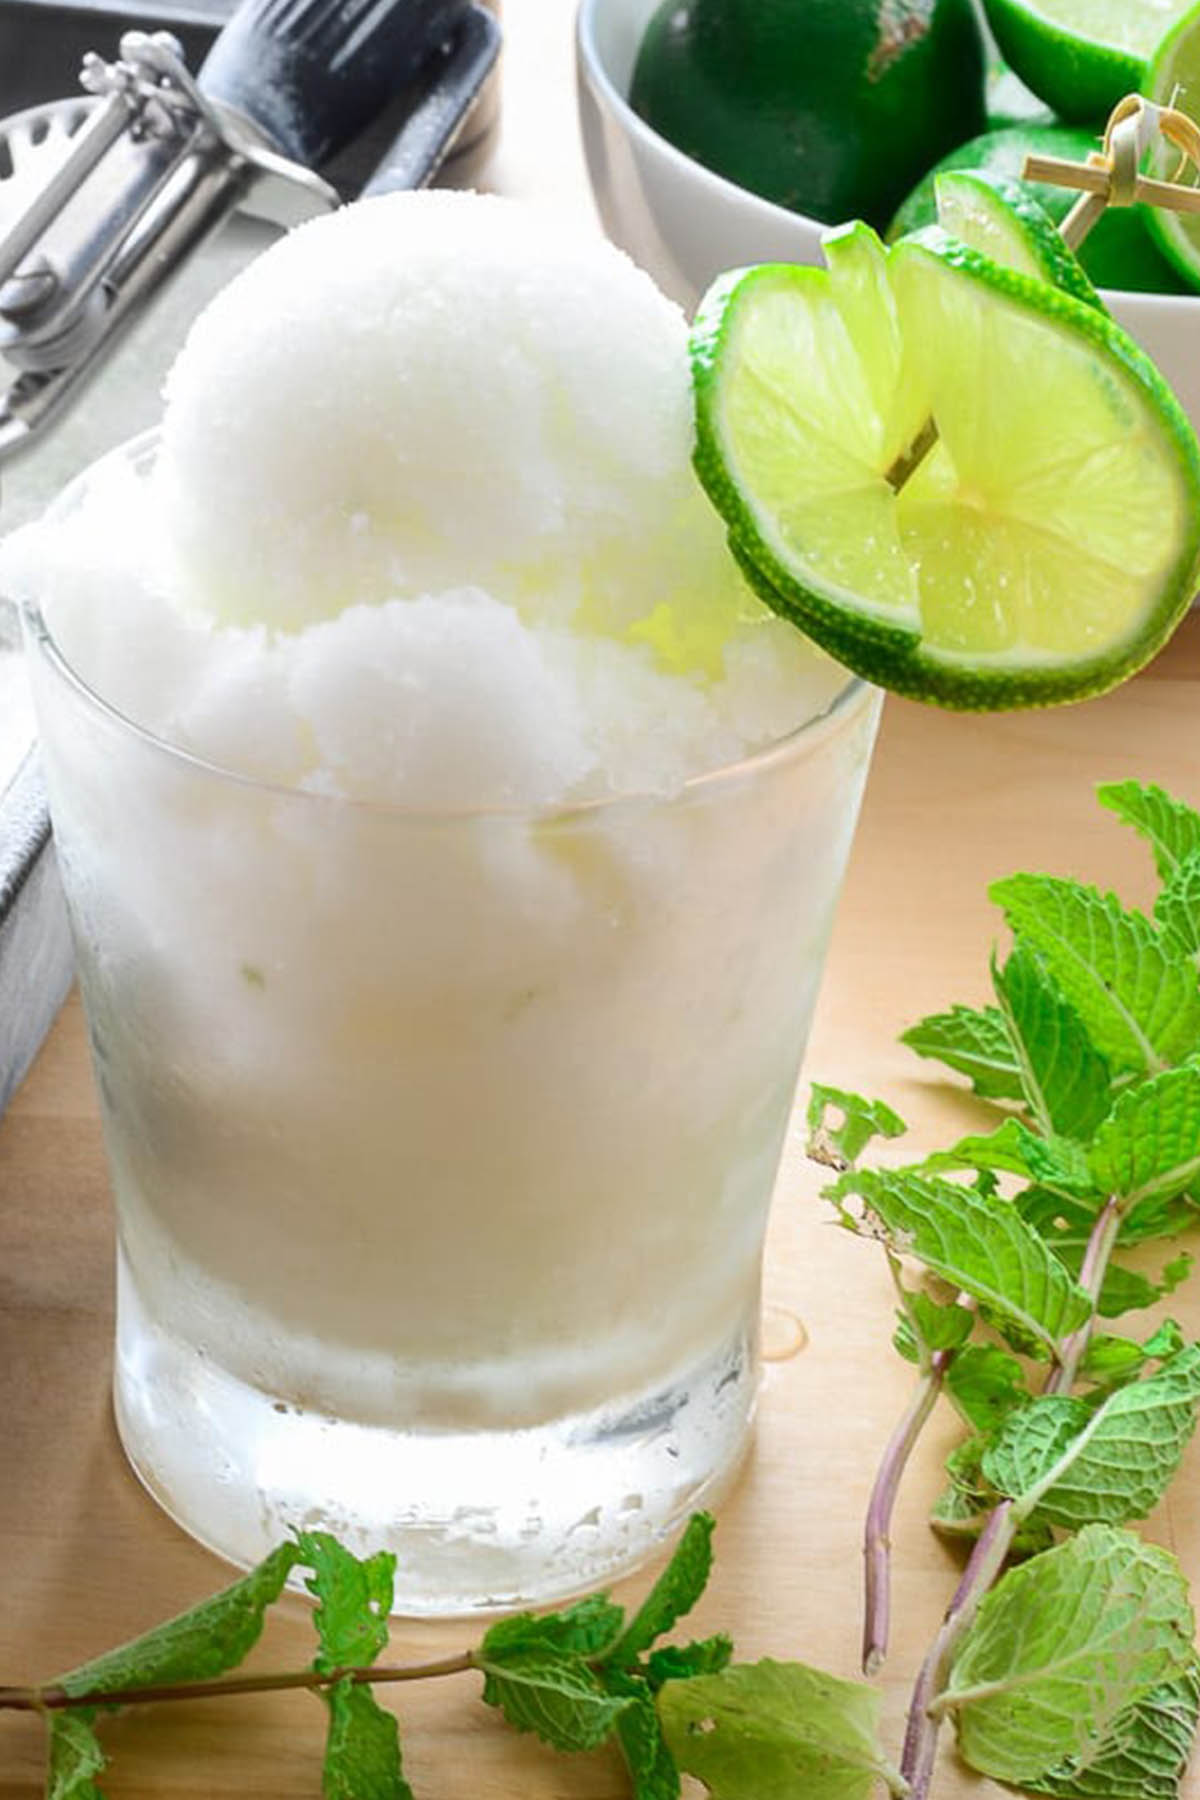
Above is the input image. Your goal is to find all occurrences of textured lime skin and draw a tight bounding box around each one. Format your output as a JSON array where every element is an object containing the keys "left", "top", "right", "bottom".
[
  {"left": 982, "top": 0, "right": 1148, "bottom": 123},
  {"left": 888, "top": 124, "right": 1191, "bottom": 295},
  {"left": 933, "top": 169, "right": 1102, "bottom": 309},
  {"left": 630, "top": 0, "right": 986, "bottom": 230},
  {"left": 690, "top": 250, "right": 1200, "bottom": 711}
]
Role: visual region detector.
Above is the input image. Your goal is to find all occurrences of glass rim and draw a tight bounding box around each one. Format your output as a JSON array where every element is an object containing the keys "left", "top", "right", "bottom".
[{"left": 18, "top": 431, "right": 877, "bottom": 826}]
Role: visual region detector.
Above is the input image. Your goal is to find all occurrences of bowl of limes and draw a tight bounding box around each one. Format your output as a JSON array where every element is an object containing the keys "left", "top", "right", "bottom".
[{"left": 576, "top": 0, "right": 1200, "bottom": 432}]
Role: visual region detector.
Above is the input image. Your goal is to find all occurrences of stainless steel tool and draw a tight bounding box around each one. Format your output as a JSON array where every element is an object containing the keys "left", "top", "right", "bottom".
[{"left": 0, "top": 0, "right": 500, "bottom": 464}]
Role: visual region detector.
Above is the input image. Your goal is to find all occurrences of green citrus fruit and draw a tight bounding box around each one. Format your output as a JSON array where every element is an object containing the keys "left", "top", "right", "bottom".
[
  {"left": 690, "top": 224, "right": 1200, "bottom": 709},
  {"left": 934, "top": 169, "right": 1102, "bottom": 307},
  {"left": 888, "top": 124, "right": 1191, "bottom": 293},
  {"left": 1143, "top": 1, "right": 1200, "bottom": 293},
  {"left": 985, "top": 57, "right": 1055, "bottom": 129},
  {"left": 630, "top": 0, "right": 987, "bottom": 230},
  {"left": 981, "top": 0, "right": 1194, "bottom": 123}
]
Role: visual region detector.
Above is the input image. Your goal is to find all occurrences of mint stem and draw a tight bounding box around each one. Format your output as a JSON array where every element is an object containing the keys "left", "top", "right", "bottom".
[
  {"left": 898, "top": 1193, "right": 1124, "bottom": 1797},
  {"left": 1044, "top": 1193, "right": 1122, "bottom": 1396},
  {"left": 900, "top": 1500, "right": 1016, "bottom": 1796},
  {"left": 862, "top": 1356, "right": 947, "bottom": 1676},
  {"left": 0, "top": 1651, "right": 477, "bottom": 1714}
]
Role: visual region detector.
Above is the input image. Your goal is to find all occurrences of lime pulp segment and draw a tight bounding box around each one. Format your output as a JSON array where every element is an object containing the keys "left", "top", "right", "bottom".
[
  {"left": 933, "top": 169, "right": 1102, "bottom": 309},
  {"left": 690, "top": 228, "right": 1200, "bottom": 709},
  {"left": 1018, "top": 0, "right": 1193, "bottom": 56}
]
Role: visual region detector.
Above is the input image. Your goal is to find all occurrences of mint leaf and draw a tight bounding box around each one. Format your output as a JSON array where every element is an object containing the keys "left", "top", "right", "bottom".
[
  {"left": 1078, "top": 1312, "right": 1190, "bottom": 1385},
  {"left": 321, "top": 1679, "right": 412, "bottom": 1800},
  {"left": 1156, "top": 849, "right": 1200, "bottom": 957},
  {"left": 1017, "top": 1130, "right": 1096, "bottom": 1197},
  {"left": 900, "top": 1004, "right": 1024, "bottom": 1100},
  {"left": 831, "top": 1169, "right": 1092, "bottom": 1354},
  {"left": 295, "top": 1534, "right": 393, "bottom": 1674},
  {"left": 922, "top": 1121, "right": 1095, "bottom": 1197},
  {"left": 1017, "top": 1191, "right": 1194, "bottom": 1316},
  {"left": 1019, "top": 1186, "right": 1196, "bottom": 1253},
  {"left": 929, "top": 1439, "right": 1052, "bottom": 1552},
  {"left": 604, "top": 1668, "right": 680, "bottom": 1800},
  {"left": 806, "top": 1085, "right": 905, "bottom": 1171},
  {"left": 981, "top": 1346, "right": 1200, "bottom": 1528},
  {"left": 476, "top": 1645, "right": 633, "bottom": 1751},
  {"left": 1089, "top": 1066, "right": 1200, "bottom": 1214},
  {"left": 656, "top": 1659, "right": 902, "bottom": 1799},
  {"left": 922, "top": 1117, "right": 1036, "bottom": 1178},
  {"left": 1022, "top": 1668, "right": 1200, "bottom": 1799},
  {"left": 988, "top": 875, "right": 1200, "bottom": 1077},
  {"left": 945, "top": 1525, "right": 1195, "bottom": 1784},
  {"left": 930, "top": 1480, "right": 1054, "bottom": 1556},
  {"left": 47, "top": 1713, "right": 105, "bottom": 1800},
  {"left": 902, "top": 1289, "right": 975, "bottom": 1356},
  {"left": 607, "top": 1513, "right": 715, "bottom": 1667},
  {"left": 1145, "top": 1320, "right": 1187, "bottom": 1359},
  {"left": 993, "top": 943, "right": 1112, "bottom": 1139},
  {"left": 1098, "top": 780, "right": 1200, "bottom": 881},
  {"left": 481, "top": 1592, "right": 624, "bottom": 1661},
  {"left": 944, "top": 1344, "right": 1029, "bottom": 1433},
  {"left": 1079, "top": 1333, "right": 1156, "bottom": 1390},
  {"left": 647, "top": 1636, "right": 734, "bottom": 1690},
  {"left": 57, "top": 1541, "right": 297, "bottom": 1699}
]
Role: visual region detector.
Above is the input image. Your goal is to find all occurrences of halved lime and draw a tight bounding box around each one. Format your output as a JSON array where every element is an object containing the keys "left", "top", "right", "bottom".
[
  {"left": 1144, "top": 2, "right": 1200, "bottom": 292},
  {"left": 888, "top": 124, "right": 1191, "bottom": 295},
  {"left": 981, "top": 0, "right": 1193, "bottom": 122},
  {"left": 934, "top": 169, "right": 1102, "bottom": 309},
  {"left": 690, "top": 225, "right": 1200, "bottom": 709}
]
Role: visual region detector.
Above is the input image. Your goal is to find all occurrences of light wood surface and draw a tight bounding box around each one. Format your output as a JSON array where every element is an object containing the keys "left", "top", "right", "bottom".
[{"left": 5, "top": 4, "right": 1200, "bottom": 1797}]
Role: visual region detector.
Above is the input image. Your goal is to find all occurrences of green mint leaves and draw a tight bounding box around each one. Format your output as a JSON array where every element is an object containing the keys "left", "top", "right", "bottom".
[
  {"left": 899, "top": 1003, "right": 1026, "bottom": 1100},
  {"left": 296, "top": 1534, "right": 410, "bottom": 1800},
  {"left": 810, "top": 779, "right": 1200, "bottom": 1800},
  {"left": 45, "top": 1541, "right": 301, "bottom": 1800},
  {"left": 981, "top": 1346, "right": 1200, "bottom": 1528},
  {"left": 943, "top": 1527, "right": 1195, "bottom": 1787},
  {"left": 657, "top": 1660, "right": 903, "bottom": 1800},
  {"left": 57, "top": 1540, "right": 299, "bottom": 1700},
  {"left": 831, "top": 1167, "right": 1092, "bottom": 1353},
  {"left": 987, "top": 875, "right": 1200, "bottom": 1076}
]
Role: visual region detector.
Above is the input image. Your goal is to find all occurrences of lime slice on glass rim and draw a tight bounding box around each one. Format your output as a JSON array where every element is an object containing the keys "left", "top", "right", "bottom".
[
  {"left": 981, "top": 0, "right": 1193, "bottom": 123},
  {"left": 1144, "top": 1, "right": 1200, "bottom": 290},
  {"left": 933, "top": 169, "right": 1102, "bottom": 309},
  {"left": 690, "top": 225, "right": 1200, "bottom": 710}
]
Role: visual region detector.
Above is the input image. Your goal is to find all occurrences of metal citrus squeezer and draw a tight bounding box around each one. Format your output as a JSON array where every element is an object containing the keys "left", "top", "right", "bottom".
[{"left": 0, "top": 0, "right": 501, "bottom": 464}]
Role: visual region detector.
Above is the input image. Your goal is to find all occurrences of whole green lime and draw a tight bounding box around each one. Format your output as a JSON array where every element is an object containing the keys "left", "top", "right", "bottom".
[
  {"left": 630, "top": 0, "right": 987, "bottom": 231},
  {"left": 888, "top": 124, "right": 1191, "bottom": 293}
]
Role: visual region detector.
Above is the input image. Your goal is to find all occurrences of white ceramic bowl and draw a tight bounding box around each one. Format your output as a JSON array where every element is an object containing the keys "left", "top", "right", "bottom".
[{"left": 576, "top": 0, "right": 1200, "bottom": 434}]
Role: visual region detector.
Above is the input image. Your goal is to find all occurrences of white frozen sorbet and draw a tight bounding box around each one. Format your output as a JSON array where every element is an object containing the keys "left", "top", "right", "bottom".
[{"left": 2, "top": 191, "right": 844, "bottom": 807}]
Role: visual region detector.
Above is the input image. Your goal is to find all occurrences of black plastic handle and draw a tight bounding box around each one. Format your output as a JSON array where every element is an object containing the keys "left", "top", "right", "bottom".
[
  {"left": 360, "top": 1, "right": 499, "bottom": 195},
  {"left": 197, "top": 0, "right": 481, "bottom": 171}
]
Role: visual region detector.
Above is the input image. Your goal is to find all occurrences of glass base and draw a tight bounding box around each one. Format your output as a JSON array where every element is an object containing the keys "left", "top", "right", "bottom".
[{"left": 113, "top": 1251, "right": 759, "bottom": 1615}]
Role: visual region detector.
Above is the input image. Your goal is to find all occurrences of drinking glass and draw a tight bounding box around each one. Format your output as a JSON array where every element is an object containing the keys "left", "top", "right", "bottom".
[{"left": 20, "top": 441, "right": 881, "bottom": 1613}]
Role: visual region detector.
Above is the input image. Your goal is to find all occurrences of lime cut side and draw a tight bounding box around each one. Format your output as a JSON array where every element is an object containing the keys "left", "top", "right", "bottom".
[
  {"left": 691, "top": 229, "right": 1200, "bottom": 709},
  {"left": 982, "top": 0, "right": 1193, "bottom": 121},
  {"left": 933, "top": 169, "right": 1102, "bottom": 310},
  {"left": 1144, "top": 2, "right": 1200, "bottom": 291}
]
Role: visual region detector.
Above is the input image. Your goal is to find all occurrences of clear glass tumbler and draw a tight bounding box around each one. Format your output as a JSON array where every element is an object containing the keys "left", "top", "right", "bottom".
[{"left": 20, "top": 458, "right": 881, "bottom": 1614}]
